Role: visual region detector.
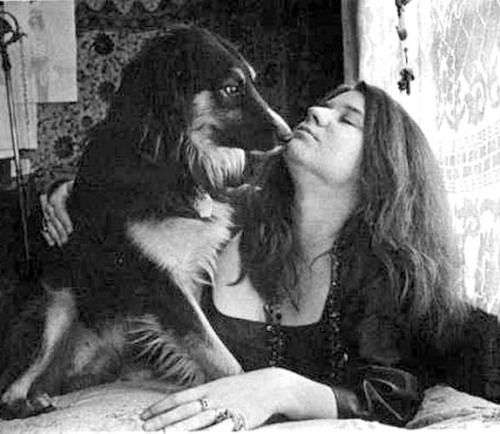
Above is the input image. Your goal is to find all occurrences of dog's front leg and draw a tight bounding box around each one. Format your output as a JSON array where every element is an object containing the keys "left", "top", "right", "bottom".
[{"left": 0, "top": 287, "right": 76, "bottom": 419}]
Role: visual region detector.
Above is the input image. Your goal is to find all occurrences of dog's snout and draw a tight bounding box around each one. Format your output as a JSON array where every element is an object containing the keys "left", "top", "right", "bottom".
[{"left": 267, "top": 108, "right": 292, "bottom": 143}]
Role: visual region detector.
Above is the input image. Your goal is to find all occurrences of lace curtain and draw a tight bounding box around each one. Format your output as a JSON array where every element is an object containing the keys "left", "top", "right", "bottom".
[{"left": 342, "top": 0, "right": 500, "bottom": 316}]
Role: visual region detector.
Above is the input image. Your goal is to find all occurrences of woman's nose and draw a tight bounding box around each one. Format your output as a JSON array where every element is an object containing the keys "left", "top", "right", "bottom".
[{"left": 307, "top": 106, "right": 332, "bottom": 127}]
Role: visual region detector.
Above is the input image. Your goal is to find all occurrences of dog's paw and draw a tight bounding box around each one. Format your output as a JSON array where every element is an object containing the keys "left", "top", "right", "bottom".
[{"left": 0, "top": 393, "right": 56, "bottom": 420}]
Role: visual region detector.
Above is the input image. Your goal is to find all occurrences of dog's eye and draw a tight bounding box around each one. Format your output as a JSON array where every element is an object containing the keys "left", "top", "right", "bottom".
[{"left": 222, "top": 85, "right": 241, "bottom": 97}]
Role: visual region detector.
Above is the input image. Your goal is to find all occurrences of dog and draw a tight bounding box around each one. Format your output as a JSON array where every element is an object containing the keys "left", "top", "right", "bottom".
[{"left": 0, "top": 25, "right": 291, "bottom": 419}]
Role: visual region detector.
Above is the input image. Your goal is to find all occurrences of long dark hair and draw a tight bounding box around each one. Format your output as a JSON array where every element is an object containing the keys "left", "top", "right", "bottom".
[{"left": 239, "top": 81, "right": 466, "bottom": 338}]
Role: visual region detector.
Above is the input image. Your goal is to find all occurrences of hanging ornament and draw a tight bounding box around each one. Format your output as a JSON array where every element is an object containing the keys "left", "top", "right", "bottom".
[
  {"left": 395, "top": 0, "right": 415, "bottom": 95},
  {"left": 398, "top": 67, "right": 415, "bottom": 95}
]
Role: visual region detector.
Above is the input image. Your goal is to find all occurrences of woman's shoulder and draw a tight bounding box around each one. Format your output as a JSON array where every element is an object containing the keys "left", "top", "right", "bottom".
[{"left": 215, "top": 231, "right": 243, "bottom": 288}]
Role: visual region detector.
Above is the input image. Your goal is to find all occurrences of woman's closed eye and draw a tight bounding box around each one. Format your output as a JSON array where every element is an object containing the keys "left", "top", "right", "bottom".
[{"left": 339, "top": 112, "right": 363, "bottom": 129}]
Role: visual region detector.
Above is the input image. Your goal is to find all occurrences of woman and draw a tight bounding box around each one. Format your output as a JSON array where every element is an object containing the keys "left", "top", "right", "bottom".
[{"left": 41, "top": 81, "right": 469, "bottom": 431}]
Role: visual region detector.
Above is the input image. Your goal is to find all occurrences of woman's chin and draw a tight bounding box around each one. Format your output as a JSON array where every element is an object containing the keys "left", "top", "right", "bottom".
[{"left": 283, "top": 140, "right": 309, "bottom": 165}]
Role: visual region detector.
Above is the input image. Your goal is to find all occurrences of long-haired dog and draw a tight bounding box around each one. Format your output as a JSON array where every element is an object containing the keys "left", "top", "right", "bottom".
[{"left": 0, "top": 25, "right": 291, "bottom": 419}]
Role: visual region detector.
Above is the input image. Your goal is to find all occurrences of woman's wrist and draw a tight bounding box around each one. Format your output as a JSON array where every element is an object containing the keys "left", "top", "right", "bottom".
[{"left": 269, "top": 367, "right": 338, "bottom": 421}]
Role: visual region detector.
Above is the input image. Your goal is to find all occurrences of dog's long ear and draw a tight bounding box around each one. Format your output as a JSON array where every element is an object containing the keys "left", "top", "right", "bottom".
[
  {"left": 113, "top": 34, "right": 190, "bottom": 115},
  {"left": 108, "top": 31, "right": 195, "bottom": 164}
]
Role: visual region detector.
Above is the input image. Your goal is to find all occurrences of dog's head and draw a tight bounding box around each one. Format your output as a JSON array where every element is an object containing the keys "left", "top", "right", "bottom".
[{"left": 108, "top": 25, "right": 291, "bottom": 192}]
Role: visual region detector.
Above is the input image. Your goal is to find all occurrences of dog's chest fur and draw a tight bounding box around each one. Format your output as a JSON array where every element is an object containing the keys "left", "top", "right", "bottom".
[{"left": 127, "top": 200, "right": 233, "bottom": 300}]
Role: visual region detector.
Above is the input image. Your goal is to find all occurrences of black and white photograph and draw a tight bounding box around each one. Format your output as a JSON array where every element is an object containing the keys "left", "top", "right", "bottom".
[{"left": 0, "top": 0, "right": 500, "bottom": 432}]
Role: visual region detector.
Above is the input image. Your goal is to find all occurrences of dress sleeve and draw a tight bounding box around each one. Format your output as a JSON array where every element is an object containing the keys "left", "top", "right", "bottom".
[{"left": 332, "top": 364, "right": 424, "bottom": 427}]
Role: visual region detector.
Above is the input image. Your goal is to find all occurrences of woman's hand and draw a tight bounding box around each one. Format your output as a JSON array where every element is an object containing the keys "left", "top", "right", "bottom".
[
  {"left": 140, "top": 367, "right": 338, "bottom": 431},
  {"left": 40, "top": 180, "right": 74, "bottom": 247},
  {"left": 140, "top": 368, "right": 285, "bottom": 432}
]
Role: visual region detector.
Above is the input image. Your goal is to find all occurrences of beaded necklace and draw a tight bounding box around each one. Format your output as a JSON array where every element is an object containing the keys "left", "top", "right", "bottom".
[{"left": 263, "top": 246, "right": 348, "bottom": 384}]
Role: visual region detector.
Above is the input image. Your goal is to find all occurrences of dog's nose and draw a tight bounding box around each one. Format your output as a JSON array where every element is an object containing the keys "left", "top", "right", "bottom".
[{"left": 267, "top": 108, "right": 293, "bottom": 142}]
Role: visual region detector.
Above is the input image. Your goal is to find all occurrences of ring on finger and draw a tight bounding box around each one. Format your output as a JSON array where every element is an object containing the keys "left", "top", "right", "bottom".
[
  {"left": 214, "top": 408, "right": 229, "bottom": 424},
  {"left": 227, "top": 409, "right": 247, "bottom": 431},
  {"left": 198, "top": 398, "right": 210, "bottom": 412}
]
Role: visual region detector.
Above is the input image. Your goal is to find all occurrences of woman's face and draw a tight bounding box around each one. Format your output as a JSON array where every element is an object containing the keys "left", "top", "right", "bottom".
[{"left": 284, "top": 90, "right": 365, "bottom": 187}]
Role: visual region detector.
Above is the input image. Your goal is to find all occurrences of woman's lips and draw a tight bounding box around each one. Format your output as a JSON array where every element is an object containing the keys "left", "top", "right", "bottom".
[{"left": 295, "top": 124, "right": 318, "bottom": 141}]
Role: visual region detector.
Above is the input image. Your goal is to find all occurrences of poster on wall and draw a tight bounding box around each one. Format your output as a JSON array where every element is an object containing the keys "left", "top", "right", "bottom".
[
  {"left": 0, "top": 0, "right": 77, "bottom": 160},
  {"left": 6, "top": 0, "right": 77, "bottom": 103}
]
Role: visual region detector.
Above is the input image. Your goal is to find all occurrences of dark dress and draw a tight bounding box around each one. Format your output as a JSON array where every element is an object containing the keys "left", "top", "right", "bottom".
[
  {"left": 202, "top": 214, "right": 500, "bottom": 427},
  {"left": 204, "top": 287, "right": 336, "bottom": 383},
  {"left": 203, "top": 284, "right": 423, "bottom": 427}
]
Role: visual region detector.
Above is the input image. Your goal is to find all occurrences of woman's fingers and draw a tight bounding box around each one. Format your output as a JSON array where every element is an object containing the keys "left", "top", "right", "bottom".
[
  {"left": 140, "top": 373, "right": 267, "bottom": 431},
  {"left": 40, "top": 194, "right": 67, "bottom": 246},
  {"left": 40, "top": 223, "right": 55, "bottom": 247},
  {"left": 52, "top": 181, "right": 74, "bottom": 234},
  {"left": 40, "top": 194, "right": 62, "bottom": 246},
  {"left": 39, "top": 181, "right": 75, "bottom": 247},
  {"left": 143, "top": 406, "right": 228, "bottom": 432},
  {"left": 204, "top": 417, "right": 234, "bottom": 431},
  {"left": 140, "top": 395, "right": 181, "bottom": 420},
  {"left": 142, "top": 399, "right": 205, "bottom": 431},
  {"left": 45, "top": 199, "right": 69, "bottom": 244},
  {"left": 141, "top": 392, "right": 233, "bottom": 432},
  {"left": 39, "top": 196, "right": 55, "bottom": 247},
  {"left": 141, "top": 386, "right": 205, "bottom": 420},
  {"left": 167, "top": 408, "right": 231, "bottom": 432}
]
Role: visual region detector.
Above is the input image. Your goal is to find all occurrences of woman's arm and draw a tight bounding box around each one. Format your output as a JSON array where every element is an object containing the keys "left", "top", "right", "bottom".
[
  {"left": 140, "top": 367, "right": 338, "bottom": 431},
  {"left": 139, "top": 364, "right": 423, "bottom": 431}
]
